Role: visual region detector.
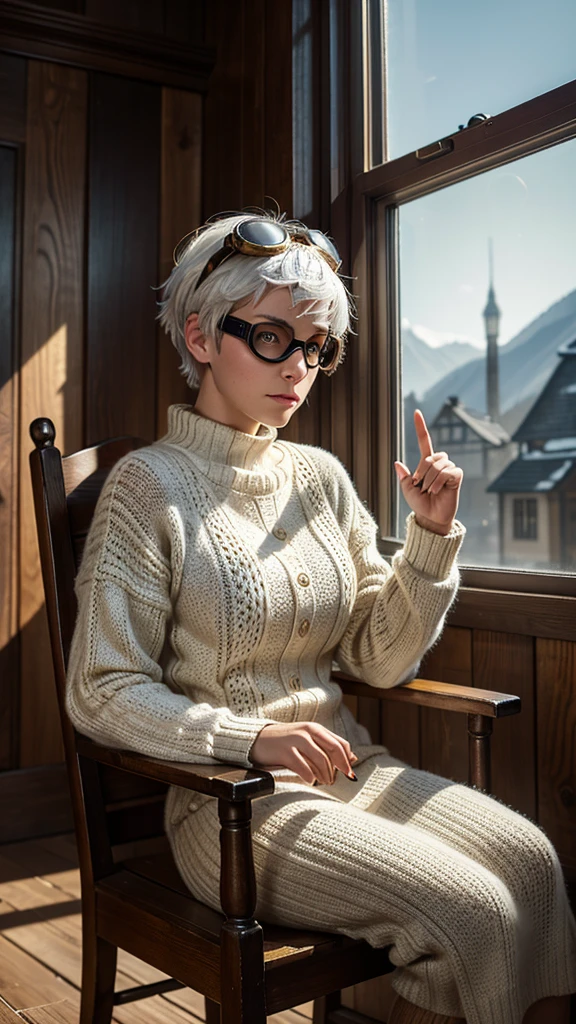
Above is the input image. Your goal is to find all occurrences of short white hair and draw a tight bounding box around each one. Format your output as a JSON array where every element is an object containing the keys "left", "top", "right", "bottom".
[{"left": 157, "top": 209, "right": 356, "bottom": 391}]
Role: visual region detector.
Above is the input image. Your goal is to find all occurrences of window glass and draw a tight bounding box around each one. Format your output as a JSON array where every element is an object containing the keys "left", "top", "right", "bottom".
[
  {"left": 394, "top": 140, "right": 576, "bottom": 572},
  {"left": 384, "top": 0, "right": 576, "bottom": 162}
]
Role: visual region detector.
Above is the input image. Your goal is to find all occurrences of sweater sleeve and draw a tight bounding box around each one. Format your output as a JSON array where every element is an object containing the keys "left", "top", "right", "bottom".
[
  {"left": 65, "top": 456, "right": 276, "bottom": 767},
  {"left": 316, "top": 451, "right": 466, "bottom": 689}
]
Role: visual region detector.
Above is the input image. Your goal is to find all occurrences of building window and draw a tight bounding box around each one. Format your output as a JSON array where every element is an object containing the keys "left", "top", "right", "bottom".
[{"left": 513, "top": 498, "right": 538, "bottom": 540}]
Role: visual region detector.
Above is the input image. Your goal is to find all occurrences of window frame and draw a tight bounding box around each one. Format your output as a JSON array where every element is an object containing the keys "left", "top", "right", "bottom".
[{"left": 349, "top": 71, "right": 576, "bottom": 599}]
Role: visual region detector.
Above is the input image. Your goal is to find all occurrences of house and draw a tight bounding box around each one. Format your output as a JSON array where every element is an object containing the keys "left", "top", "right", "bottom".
[
  {"left": 428, "top": 396, "right": 516, "bottom": 563},
  {"left": 487, "top": 338, "right": 576, "bottom": 568}
]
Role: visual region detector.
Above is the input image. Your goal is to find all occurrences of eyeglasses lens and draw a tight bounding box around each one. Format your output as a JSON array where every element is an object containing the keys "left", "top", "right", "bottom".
[
  {"left": 237, "top": 220, "right": 288, "bottom": 247},
  {"left": 252, "top": 323, "right": 333, "bottom": 367}
]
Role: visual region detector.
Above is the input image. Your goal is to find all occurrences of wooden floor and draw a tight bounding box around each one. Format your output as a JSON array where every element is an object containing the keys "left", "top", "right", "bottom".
[{"left": 0, "top": 831, "right": 315, "bottom": 1024}]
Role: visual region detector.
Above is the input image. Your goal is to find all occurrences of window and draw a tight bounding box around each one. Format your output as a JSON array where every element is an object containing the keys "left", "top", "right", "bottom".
[
  {"left": 396, "top": 141, "right": 576, "bottom": 571},
  {"left": 385, "top": 0, "right": 576, "bottom": 163},
  {"left": 513, "top": 498, "right": 538, "bottom": 540},
  {"left": 341, "top": 0, "right": 576, "bottom": 582}
]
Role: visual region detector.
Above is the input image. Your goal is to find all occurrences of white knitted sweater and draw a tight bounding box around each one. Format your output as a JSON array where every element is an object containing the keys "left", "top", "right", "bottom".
[{"left": 66, "top": 403, "right": 466, "bottom": 776}]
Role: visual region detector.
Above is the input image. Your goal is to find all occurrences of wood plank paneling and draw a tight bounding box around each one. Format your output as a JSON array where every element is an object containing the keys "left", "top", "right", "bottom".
[
  {"left": 263, "top": 0, "right": 293, "bottom": 216},
  {"left": 19, "top": 60, "right": 87, "bottom": 767},
  {"left": 203, "top": 0, "right": 244, "bottom": 214},
  {"left": 0, "top": 144, "right": 19, "bottom": 771},
  {"left": 84, "top": 0, "right": 164, "bottom": 33},
  {"left": 473, "top": 630, "right": 535, "bottom": 817},
  {"left": 448, "top": 587, "right": 576, "bottom": 641},
  {"left": 156, "top": 87, "right": 202, "bottom": 438},
  {"left": 86, "top": 72, "right": 160, "bottom": 444},
  {"left": 0, "top": 54, "right": 25, "bottom": 773},
  {"left": 241, "top": 0, "right": 265, "bottom": 208},
  {"left": 0, "top": 764, "right": 72, "bottom": 842},
  {"left": 536, "top": 638, "right": 576, "bottom": 877},
  {"left": 380, "top": 696, "right": 419, "bottom": 769},
  {"left": 418, "top": 625, "right": 472, "bottom": 782},
  {"left": 0, "top": 53, "right": 27, "bottom": 142}
]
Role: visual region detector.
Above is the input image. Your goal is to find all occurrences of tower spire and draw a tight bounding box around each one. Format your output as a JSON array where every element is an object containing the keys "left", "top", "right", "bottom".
[{"left": 483, "top": 237, "right": 501, "bottom": 420}]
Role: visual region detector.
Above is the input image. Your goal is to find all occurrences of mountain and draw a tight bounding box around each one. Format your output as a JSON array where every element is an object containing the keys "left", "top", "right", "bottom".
[
  {"left": 416, "top": 287, "right": 576, "bottom": 425},
  {"left": 401, "top": 325, "right": 481, "bottom": 398}
]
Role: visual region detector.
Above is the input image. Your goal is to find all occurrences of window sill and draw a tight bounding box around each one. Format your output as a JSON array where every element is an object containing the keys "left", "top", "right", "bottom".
[{"left": 378, "top": 536, "right": 576, "bottom": 639}]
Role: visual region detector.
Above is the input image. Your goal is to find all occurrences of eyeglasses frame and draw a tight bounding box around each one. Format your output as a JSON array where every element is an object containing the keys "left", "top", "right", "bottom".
[{"left": 217, "top": 314, "right": 342, "bottom": 374}]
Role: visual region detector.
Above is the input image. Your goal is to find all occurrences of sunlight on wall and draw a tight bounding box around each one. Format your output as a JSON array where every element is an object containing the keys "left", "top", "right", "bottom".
[{"left": 20, "top": 322, "right": 68, "bottom": 629}]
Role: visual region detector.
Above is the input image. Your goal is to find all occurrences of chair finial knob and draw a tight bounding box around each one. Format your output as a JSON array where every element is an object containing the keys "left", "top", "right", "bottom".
[{"left": 30, "top": 418, "right": 56, "bottom": 449}]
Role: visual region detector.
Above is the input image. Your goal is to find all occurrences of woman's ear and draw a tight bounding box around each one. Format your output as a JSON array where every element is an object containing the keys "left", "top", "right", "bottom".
[{"left": 184, "top": 312, "right": 211, "bottom": 365}]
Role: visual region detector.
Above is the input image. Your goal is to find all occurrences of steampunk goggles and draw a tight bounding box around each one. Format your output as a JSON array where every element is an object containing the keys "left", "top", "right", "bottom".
[{"left": 173, "top": 216, "right": 342, "bottom": 287}]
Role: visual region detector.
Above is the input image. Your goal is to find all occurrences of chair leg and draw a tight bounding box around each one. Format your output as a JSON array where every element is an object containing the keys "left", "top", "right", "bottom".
[
  {"left": 388, "top": 993, "right": 466, "bottom": 1024},
  {"left": 205, "top": 996, "right": 220, "bottom": 1023},
  {"left": 80, "top": 929, "right": 117, "bottom": 1024},
  {"left": 313, "top": 991, "right": 342, "bottom": 1023}
]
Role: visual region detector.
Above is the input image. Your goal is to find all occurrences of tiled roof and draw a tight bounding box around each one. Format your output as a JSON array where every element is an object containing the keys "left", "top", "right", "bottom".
[
  {"left": 432, "top": 400, "right": 510, "bottom": 446},
  {"left": 513, "top": 338, "right": 576, "bottom": 441},
  {"left": 486, "top": 455, "right": 576, "bottom": 493}
]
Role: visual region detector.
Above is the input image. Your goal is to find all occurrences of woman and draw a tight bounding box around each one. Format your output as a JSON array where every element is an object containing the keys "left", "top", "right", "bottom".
[{"left": 66, "top": 210, "right": 576, "bottom": 1024}]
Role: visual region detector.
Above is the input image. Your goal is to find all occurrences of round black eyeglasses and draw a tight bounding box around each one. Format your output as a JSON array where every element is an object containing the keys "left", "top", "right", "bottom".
[{"left": 217, "top": 315, "right": 341, "bottom": 374}]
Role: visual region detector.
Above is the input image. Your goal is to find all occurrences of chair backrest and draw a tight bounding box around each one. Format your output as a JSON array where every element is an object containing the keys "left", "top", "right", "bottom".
[{"left": 29, "top": 417, "right": 169, "bottom": 885}]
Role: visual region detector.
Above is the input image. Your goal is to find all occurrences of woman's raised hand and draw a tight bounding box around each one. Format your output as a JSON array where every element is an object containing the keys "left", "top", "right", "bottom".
[
  {"left": 394, "top": 408, "right": 464, "bottom": 536},
  {"left": 249, "top": 722, "right": 358, "bottom": 785}
]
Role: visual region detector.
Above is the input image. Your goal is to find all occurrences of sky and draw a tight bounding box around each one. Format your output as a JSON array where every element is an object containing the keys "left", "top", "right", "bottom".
[{"left": 385, "top": 0, "right": 576, "bottom": 349}]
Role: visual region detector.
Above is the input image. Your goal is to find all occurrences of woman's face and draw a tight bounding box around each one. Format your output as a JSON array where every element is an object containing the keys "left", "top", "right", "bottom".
[{"left": 185, "top": 285, "right": 327, "bottom": 435}]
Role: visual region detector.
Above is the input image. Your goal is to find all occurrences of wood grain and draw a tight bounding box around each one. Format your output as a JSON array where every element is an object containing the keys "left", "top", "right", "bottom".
[
  {"left": 0, "top": 999, "right": 22, "bottom": 1022},
  {"left": 448, "top": 587, "right": 576, "bottom": 641},
  {"left": 0, "top": 53, "right": 27, "bottom": 143},
  {"left": 156, "top": 86, "right": 202, "bottom": 439},
  {"left": 241, "top": 0, "right": 265, "bottom": 209},
  {"left": 86, "top": 72, "right": 160, "bottom": 445},
  {"left": 536, "top": 638, "right": 576, "bottom": 875},
  {"left": 203, "top": 0, "right": 244, "bottom": 214},
  {"left": 473, "top": 630, "right": 535, "bottom": 817},
  {"left": 84, "top": 0, "right": 164, "bottom": 33},
  {"left": 263, "top": 0, "right": 293, "bottom": 217},
  {"left": 19, "top": 60, "right": 87, "bottom": 767},
  {"left": 0, "top": 142, "right": 19, "bottom": 770},
  {"left": 0, "top": 1, "right": 215, "bottom": 92},
  {"left": 418, "top": 626, "right": 472, "bottom": 782},
  {"left": 0, "top": 763, "right": 72, "bottom": 842}
]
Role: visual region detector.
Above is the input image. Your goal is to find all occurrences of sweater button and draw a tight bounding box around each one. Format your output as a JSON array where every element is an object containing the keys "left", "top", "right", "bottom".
[
  {"left": 273, "top": 526, "right": 287, "bottom": 540},
  {"left": 297, "top": 572, "right": 310, "bottom": 587},
  {"left": 298, "top": 619, "right": 310, "bottom": 636},
  {"left": 289, "top": 675, "right": 301, "bottom": 690}
]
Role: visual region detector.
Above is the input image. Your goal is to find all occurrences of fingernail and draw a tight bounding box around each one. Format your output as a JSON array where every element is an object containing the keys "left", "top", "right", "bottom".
[{"left": 348, "top": 771, "right": 358, "bottom": 781}]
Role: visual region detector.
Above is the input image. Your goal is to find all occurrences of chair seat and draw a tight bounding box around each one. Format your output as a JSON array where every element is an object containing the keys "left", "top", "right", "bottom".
[
  {"left": 95, "top": 848, "right": 393, "bottom": 1013},
  {"left": 120, "top": 848, "right": 360, "bottom": 963}
]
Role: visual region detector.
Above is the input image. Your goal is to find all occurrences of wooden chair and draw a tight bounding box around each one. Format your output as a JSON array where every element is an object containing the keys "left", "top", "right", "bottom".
[{"left": 29, "top": 416, "right": 522, "bottom": 1024}]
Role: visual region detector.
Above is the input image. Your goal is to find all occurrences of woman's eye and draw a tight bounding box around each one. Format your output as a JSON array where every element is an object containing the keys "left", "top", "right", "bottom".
[{"left": 259, "top": 331, "right": 279, "bottom": 344}]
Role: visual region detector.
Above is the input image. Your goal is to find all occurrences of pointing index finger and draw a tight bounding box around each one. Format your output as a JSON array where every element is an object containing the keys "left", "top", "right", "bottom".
[{"left": 414, "top": 408, "right": 434, "bottom": 458}]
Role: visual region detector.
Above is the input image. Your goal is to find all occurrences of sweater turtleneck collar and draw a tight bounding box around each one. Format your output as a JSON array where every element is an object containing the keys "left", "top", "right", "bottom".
[{"left": 157, "top": 402, "right": 291, "bottom": 496}]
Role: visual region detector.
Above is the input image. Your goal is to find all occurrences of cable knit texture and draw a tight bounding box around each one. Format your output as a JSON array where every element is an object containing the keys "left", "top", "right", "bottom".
[{"left": 66, "top": 402, "right": 576, "bottom": 1024}]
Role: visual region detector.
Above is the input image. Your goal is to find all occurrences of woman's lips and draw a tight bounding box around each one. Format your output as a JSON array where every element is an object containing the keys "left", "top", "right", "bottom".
[{"left": 268, "top": 394, "right": 299, "bottom": 406}]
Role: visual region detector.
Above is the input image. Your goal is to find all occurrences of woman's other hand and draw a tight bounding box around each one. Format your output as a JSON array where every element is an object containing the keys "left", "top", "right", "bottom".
[
  {"left": 394, "top": 408, "right": 464, "bottom": 536},
  {"left": 249, "top": 721, "right": 358, "bottom": 785}
]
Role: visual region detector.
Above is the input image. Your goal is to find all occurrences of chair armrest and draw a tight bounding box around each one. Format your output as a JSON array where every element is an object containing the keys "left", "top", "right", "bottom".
[
  {"left": 332, "top": 671, "right": 521, "bottom": 718},
  {"left": 75, "top": 736, "right": 275, "bottom": 802}
]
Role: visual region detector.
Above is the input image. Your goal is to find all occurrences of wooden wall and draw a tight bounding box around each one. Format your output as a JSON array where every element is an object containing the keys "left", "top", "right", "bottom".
[{"left": 0, "top": 2, "right": 207, "bottom": 786}]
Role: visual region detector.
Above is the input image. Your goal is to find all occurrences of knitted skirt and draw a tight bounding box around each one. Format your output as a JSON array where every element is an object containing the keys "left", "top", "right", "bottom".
[{"left": 165, "top": 746, "right": 576, "bottom": 1024}]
